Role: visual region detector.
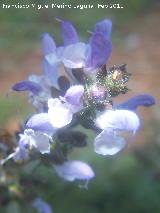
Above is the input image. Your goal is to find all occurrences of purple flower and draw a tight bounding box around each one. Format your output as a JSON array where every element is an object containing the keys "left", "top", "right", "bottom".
[
  {"left": 61, "top": 42, "right": 87, "bottom": 69},
  {"left": 54, "top": 160, "right": 95, "bottom": 182},
  {"left": 94, "top": 19, "right": 112, "bottom": 39},
  {"left": 94, "top": 129, "right": 126, "bottom": 156},
  {"left": 0, "top": 136, "right": 30, "bottom": 165},
  {"left": 115, "top": 94, "right": 155, "bottom": 111},
  {"left": 64, "top": 85, "right": 84, "bottom": 108},
  {"left": 22, "top": 129, "right": 52, "bottom": 154},
  {"left": 12, "top": 146, "right": 29, "bottom": 162},
  {"left": 42, "top": 33, "right": 60, "bottom": 65},
  {"left": 61, "top": 20, "right": 79, "bottom": 46},
  {"left": 43, "top": 60, "right": 60, "bottom": 90},
  {"left": 0, "top": 147, "right": 29, "bottom": 165},
  {"left": 27, "top": 75, "right": 52, "bottom": 112},
  {"left": 26, "top": 85, "right": 84, "bottom": 129},
  {"left": 48, "top": 85, "right": 84, "bottom": 128},
  {"left": 94, "top": 109, "right": 140, "bottom": 156},
  {"left": 47, "top": 19, "right": 113, "bottom": 72},
  {"left": 14, "top": 135, "right": 30, "bottom": 162},
  {"left": 96, "top": 109, "right": 140, "bottom": 134},
  {"left": 48, "top": 98, "right": 73, "bottom": 128},
  {"left": 33, "top": 197, "right": 53, "bottom": 213},
  {"left": 90, "top": 85, "right": 105, "bottom": 100},
  {"left": 19, "top": 129, "right": 52, "bottom": 155},
  {"left": 42, "top": 32, "right": 66, "bottom": 81},
  {"left": 86, "top": 32, "right": 112, "bottom": 70},
  {"left": 26, "top": 113, "right": 57, "bottom": 135},
  {"left": 12, "top": 74, "right": 52, "bottom": 112},
  {"left": 0, "top": 128, "right": 53, "bottom": 165},
  {"left": 61, "top": 32, "right": 112, "bottom": 71},
  {"left": 12, "top": 80, "right": 42, "bottom": 95},
  {"left": 42, "top": 32, "right": 56, "bottom": 56},
  {"left": 26, "top": 99, "right": 72, "bottom": 130},
  {"left": 41, "top": 33, "right": 64, "bottom": 90}
]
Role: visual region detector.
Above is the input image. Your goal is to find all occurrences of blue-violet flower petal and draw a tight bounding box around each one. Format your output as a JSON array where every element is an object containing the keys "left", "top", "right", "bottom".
[{"left": 54, "top": 160, "right": 95, "bottom": 182}]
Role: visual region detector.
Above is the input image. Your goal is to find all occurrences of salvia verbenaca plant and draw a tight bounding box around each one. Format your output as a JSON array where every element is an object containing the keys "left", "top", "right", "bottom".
[{"left": 0, "top": 19, "right": 155, "bottom": 212}]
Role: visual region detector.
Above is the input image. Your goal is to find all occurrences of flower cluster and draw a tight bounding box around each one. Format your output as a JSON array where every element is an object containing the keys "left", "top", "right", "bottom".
[{"left": 1, "top": 19, "right": 155, "bottom": 197}]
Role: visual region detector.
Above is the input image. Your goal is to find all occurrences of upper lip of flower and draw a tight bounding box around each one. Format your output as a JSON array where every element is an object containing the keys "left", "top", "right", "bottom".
[
  {"left": 114, "top": 94, "right": 156, "bottom": 111},
  {"left": 44, "top": 19, "right": 113, "bottom": 72}
]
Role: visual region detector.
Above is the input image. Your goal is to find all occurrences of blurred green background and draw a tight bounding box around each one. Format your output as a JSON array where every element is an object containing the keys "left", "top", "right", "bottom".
[{"left": 0, "top": 0, "right": 160, "bottom": 212}]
